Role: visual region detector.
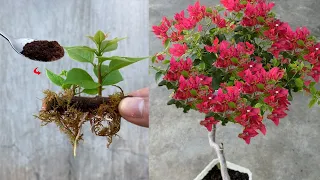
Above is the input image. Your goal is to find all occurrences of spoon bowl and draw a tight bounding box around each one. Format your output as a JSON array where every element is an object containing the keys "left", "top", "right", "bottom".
[{"left": 0, "top": 30, "right": 64, "bottom": 62}]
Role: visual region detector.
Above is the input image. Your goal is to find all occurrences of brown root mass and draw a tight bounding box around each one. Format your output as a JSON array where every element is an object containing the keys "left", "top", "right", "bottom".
[
  {"left": 34, "top": 89, "right": 124, "bottom": 155},
  {"left": 21, "top": 40, "right": 64, "bottom": 61}
]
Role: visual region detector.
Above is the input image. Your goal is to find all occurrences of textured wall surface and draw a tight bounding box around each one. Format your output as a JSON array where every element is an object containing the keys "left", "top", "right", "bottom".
[
  {"left": 149, "top": 0, "right": 320, "bottom": 180},
  {"left": 0, "top": 0, "right": 149, "bottom": 180}
]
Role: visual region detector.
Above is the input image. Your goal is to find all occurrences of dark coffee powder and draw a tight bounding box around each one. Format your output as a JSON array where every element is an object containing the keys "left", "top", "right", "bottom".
[{"left": 21, "top": 40, "right": 64, "bottom": 62}]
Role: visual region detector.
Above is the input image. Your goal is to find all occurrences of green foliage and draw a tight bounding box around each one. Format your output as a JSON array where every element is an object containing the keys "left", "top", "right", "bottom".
[{"left": 46, "top": 30, "right": 147, "bottom": 96}]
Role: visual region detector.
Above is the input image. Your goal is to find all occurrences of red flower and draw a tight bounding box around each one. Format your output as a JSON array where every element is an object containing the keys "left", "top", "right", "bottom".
[
  {"left": 156, "top": 54, "right": 165, "bottom": 61},
  {"left": 187, "top": 1, "right": 206, "bottom": 22},
  {"left": 152, "top": 17, "right": 171, "bottom": 40},
  {"left": 238, "top": 127, "right": 259, "bottom": 144},
  {"left": 220, "top": 0, "right": 247, "bottom": 12},
  {"left": 205, "top": 37, "right": 220, "bottom": 53},
  {"left": 200, "top": 117, "right": 219, "bottom": 131},
  {"left": 308, "top": 64, "right": 320, "bottom": 82},
  {"left": 169, "top": 44, "right": 188, "bottom": 57},
  {"left": 164, "top": 57, "right": 193, "bottom": 81},
  {"left": 267, "top": 67, "right": 284, "bottom": 81},
  {"left": 242, "top": 1, "right": 275, "bottom": 26}
]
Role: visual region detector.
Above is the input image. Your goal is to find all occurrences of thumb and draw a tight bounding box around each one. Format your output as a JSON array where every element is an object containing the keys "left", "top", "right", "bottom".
[{"left": 118, "top": 97, "right": 149, "bottom": 127}]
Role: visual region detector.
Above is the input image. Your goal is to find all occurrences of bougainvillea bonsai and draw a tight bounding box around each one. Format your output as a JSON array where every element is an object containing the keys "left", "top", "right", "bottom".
[
  {"left": 34, "top": 30, "right": 147, "bottom": 156},
  {"left": 152, "top": 0, "right": 320, "bottom": 179}
]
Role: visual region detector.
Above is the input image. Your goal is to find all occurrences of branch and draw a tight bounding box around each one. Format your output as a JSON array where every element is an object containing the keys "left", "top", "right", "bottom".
[{"left": 208, "top": 125, "right": 230, "bottom": 180}]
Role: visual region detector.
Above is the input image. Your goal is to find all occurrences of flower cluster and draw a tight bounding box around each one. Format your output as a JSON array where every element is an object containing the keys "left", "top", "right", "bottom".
[{"left": 152, "top": 0, "right": 320, "bottom": 144}]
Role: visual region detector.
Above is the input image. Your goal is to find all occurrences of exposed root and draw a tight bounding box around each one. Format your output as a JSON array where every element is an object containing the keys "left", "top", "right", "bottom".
[{"left": 34, "top": 89, "right": 125, "bottom": 155}]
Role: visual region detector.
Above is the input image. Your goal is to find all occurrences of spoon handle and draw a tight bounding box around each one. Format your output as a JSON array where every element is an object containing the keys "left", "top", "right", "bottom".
[{"left": 0, "top": 30, "right": 10, "bottom": 42}]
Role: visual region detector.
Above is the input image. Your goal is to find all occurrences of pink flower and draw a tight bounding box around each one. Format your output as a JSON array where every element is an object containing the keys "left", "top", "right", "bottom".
[
  {"left": 187, "top": 1, "right": 206, "bottom": 22},
  {"left": 164, "top": 57, "right": 193, "bottom": 81},
  {"left": 156, "top": 54, "right": 165, "bottom": 61},
  {"left": 152, "top": 17, "right": 171, "bottom": 40},
  {"left": 169, "top": 44, "right": 188, "bottom": 57},
  {"left": 308, "top": 64, "right": 320, "bottom": 82},
  {"left": 267, "top": 67, "right": 284, "bottom": 81},
  {"left": 200, "top": 117, "right": 219, "bottom": 131},
  {"left": 205, "top": 37, "right": 220, "bottom": 53}
]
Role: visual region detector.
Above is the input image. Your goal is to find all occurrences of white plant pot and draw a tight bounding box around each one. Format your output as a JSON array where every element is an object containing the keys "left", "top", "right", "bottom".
[{"left": 194, "top": 158, "right": 253, "bottom": 180}]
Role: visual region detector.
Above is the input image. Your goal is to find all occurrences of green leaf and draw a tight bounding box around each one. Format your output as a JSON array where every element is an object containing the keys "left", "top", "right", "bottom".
[
  {"left": 94, "top": 30, "right": 106, "bottom": 45},
  {"left": 94, "top": 64, "right": 109, "bottom": 78},
  {"left": 297, "top": 40, "right": 305, "bottom": 46},
  {"left": 151, "top": 56, "right": 156, "bottom": 63},
  {"left": 98, "top": 56, "right": 130, "bottom": 64},
  {"left": 254, "top": 103, "right": 263, "bottom": 108},
  {"left": 62, "top": 84, "right": 72, "bottom": 89},
  {"left": 199, "top": 62, "right": 206, "bottom": 70},
  {"left": 167, "top": 99, "right": 176, "bottom": 105},
  {"left": 59, "top": 70, "right": 68, "bottom": 77},
  {"left": 87, "top": 36, "right": 96, "bottom": 44},
  {"left": 101, "top": 70, "right": 123, "bottom": 86},
  {"left": 163, "top": 59, "right": 170, "bottom": 64},
  {"left": 294, "top": 78, "right": 304, "bottom": 88},
  {"left": 190, "top": 89, "right": 197, "bottom": 96},
  {"left": 181, "top": 70, "right": 189, "bottom": 77},
  {"left": 158, "top": 80, "right": 167, "bottom": 86},
  {"left": 256, "top": 83, "right": 265, "bottom": 90},
  {"left": 64, "top": 68, "right": 100, "bottom": 89},
  {"left": 108, "top": 56, "right": 147, "bottom": 72},
  {"left": 231, "top": 57, "right": 239, "bottom": 64},
  {"left": 100, "top": 37, "right": 126, "bottom": 53},
  {"left": 64, "top": 47, "right": 94, "bottom": 63},
  {"left": 257, "top": 16, "right": 265, "bottom": 23},
  {"left": 228, "top": 102, "right": 236, "bottom": 108},
  {"left": 155, "top": 72, "right": 162, "bottom": 82},
  {"left": 164, "top": 39, "right": 170, "bottom": 49},
  {"left": 211, "top": 67, "right": 223, "bottom": 90},
  {"left": 46, "top": 69, "right": 65, "bottom": 86},
  {"left": 308, "top": 98, "right": 317, "bottom": 108},
  {"left": 82, "top": 88, "right": 99, "bottom": 95},
  {"left": 310, "top": 82, "right": 317, "bottom": 94}
]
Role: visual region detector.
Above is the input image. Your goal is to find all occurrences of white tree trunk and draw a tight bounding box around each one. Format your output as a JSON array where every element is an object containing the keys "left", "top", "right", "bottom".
[{"left": 208, "top": 125, "right": 231, "bottom": 180}]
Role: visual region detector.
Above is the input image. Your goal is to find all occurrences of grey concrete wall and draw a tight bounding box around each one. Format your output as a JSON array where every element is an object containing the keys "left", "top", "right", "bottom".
[
  {"left": 149, "top": 0, "right": 320, "bottom": 180},
  {"left": 0, "top": 0, "right": 149, "bottom": 180}
]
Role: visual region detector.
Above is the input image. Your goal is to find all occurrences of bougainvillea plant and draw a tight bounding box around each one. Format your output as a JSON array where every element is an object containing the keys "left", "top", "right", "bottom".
[
  {"left": 152, "top": 0, "right": 319, "bottom": 179},
  {"left": 34, "top": 30, "right": 146, "bottom": 156}
]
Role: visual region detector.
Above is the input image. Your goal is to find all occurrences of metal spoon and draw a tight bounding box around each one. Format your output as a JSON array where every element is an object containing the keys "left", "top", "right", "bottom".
[{"left": 0, "top": 30, "right": 34, "bottom": 57}]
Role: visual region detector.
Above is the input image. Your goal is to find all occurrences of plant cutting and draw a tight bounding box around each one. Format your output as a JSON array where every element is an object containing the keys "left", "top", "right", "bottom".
[
  {"left": 151, "top": 0, "right": 320, "bottom": 179},
  {"left": 34, "top": 30, "right": 147, "bottom": 156}
]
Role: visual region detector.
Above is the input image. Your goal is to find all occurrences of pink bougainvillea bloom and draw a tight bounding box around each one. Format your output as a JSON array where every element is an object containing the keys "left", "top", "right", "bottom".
[
  {"left": 220, "top": 0, "right": 247, "bottom": 12},
  {"left": 164, "top": 57, "right": 193, "bottom": 81},
  {"left": 152, "top": 17, "right": 171, "bottom": 40},
  {"left": 200, "top": 117, "right": 219, "bottom": 131},
  {"left": 238, "top": 127, "right": 259, "bottom": 144},
  {"left": 156, "top": 54, "right": 165, "bottom": 61},
  {"left": 205, "top": 37, "right": 220, "bottom": 53},
  {"left": 174, "top": 75, "right": 213, "bottom": 100},
  {"left": 308, "top": 65, "right": 320, "bottom": 82},
  {"left": 242, "top": 1, "right": 275, "bottom": 26},
  {"left": 187, "top": 1, "right": 206, "bottom": 22},
  {"left": 169, "top": 44, "right": 188, "bottom": 57},
  {"left": 267, "top": 67, "right": 284, "bottom": 81}
]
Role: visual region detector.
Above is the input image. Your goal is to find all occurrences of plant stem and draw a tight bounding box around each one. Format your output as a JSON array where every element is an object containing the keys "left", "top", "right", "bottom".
[
  {"left": 97, "top": 62, "right": 102, "bottom": 96},
  {"left": 208, "top": 124, "right": 230, "bottom": 180}
]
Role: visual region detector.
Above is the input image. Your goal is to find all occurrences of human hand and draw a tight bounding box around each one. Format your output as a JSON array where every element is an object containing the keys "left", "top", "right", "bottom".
[{"left": 118, "top": 87, "right": 149, "bottom": 128}]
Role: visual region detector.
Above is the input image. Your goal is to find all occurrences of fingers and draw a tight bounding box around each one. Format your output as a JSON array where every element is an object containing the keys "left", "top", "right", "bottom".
[
  {"left": 118, "top": 88, "right": 149, "bottom": 127},
  {"left": 128, "top": 87, "right": 149, "bottom": 97}
]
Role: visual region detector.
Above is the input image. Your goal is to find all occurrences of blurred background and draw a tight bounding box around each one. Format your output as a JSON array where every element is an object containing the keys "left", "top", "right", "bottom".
[
  {"left": 149, "top": 0, "right": 320, "bottom": 180},
  {"left": 0, "top": 0, "right": 149, "bottom": 180}
]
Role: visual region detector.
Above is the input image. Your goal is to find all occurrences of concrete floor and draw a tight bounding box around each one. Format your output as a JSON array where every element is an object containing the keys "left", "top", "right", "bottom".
[{"left": 149, "top": 0, "right": 320, "bottom": 179}]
